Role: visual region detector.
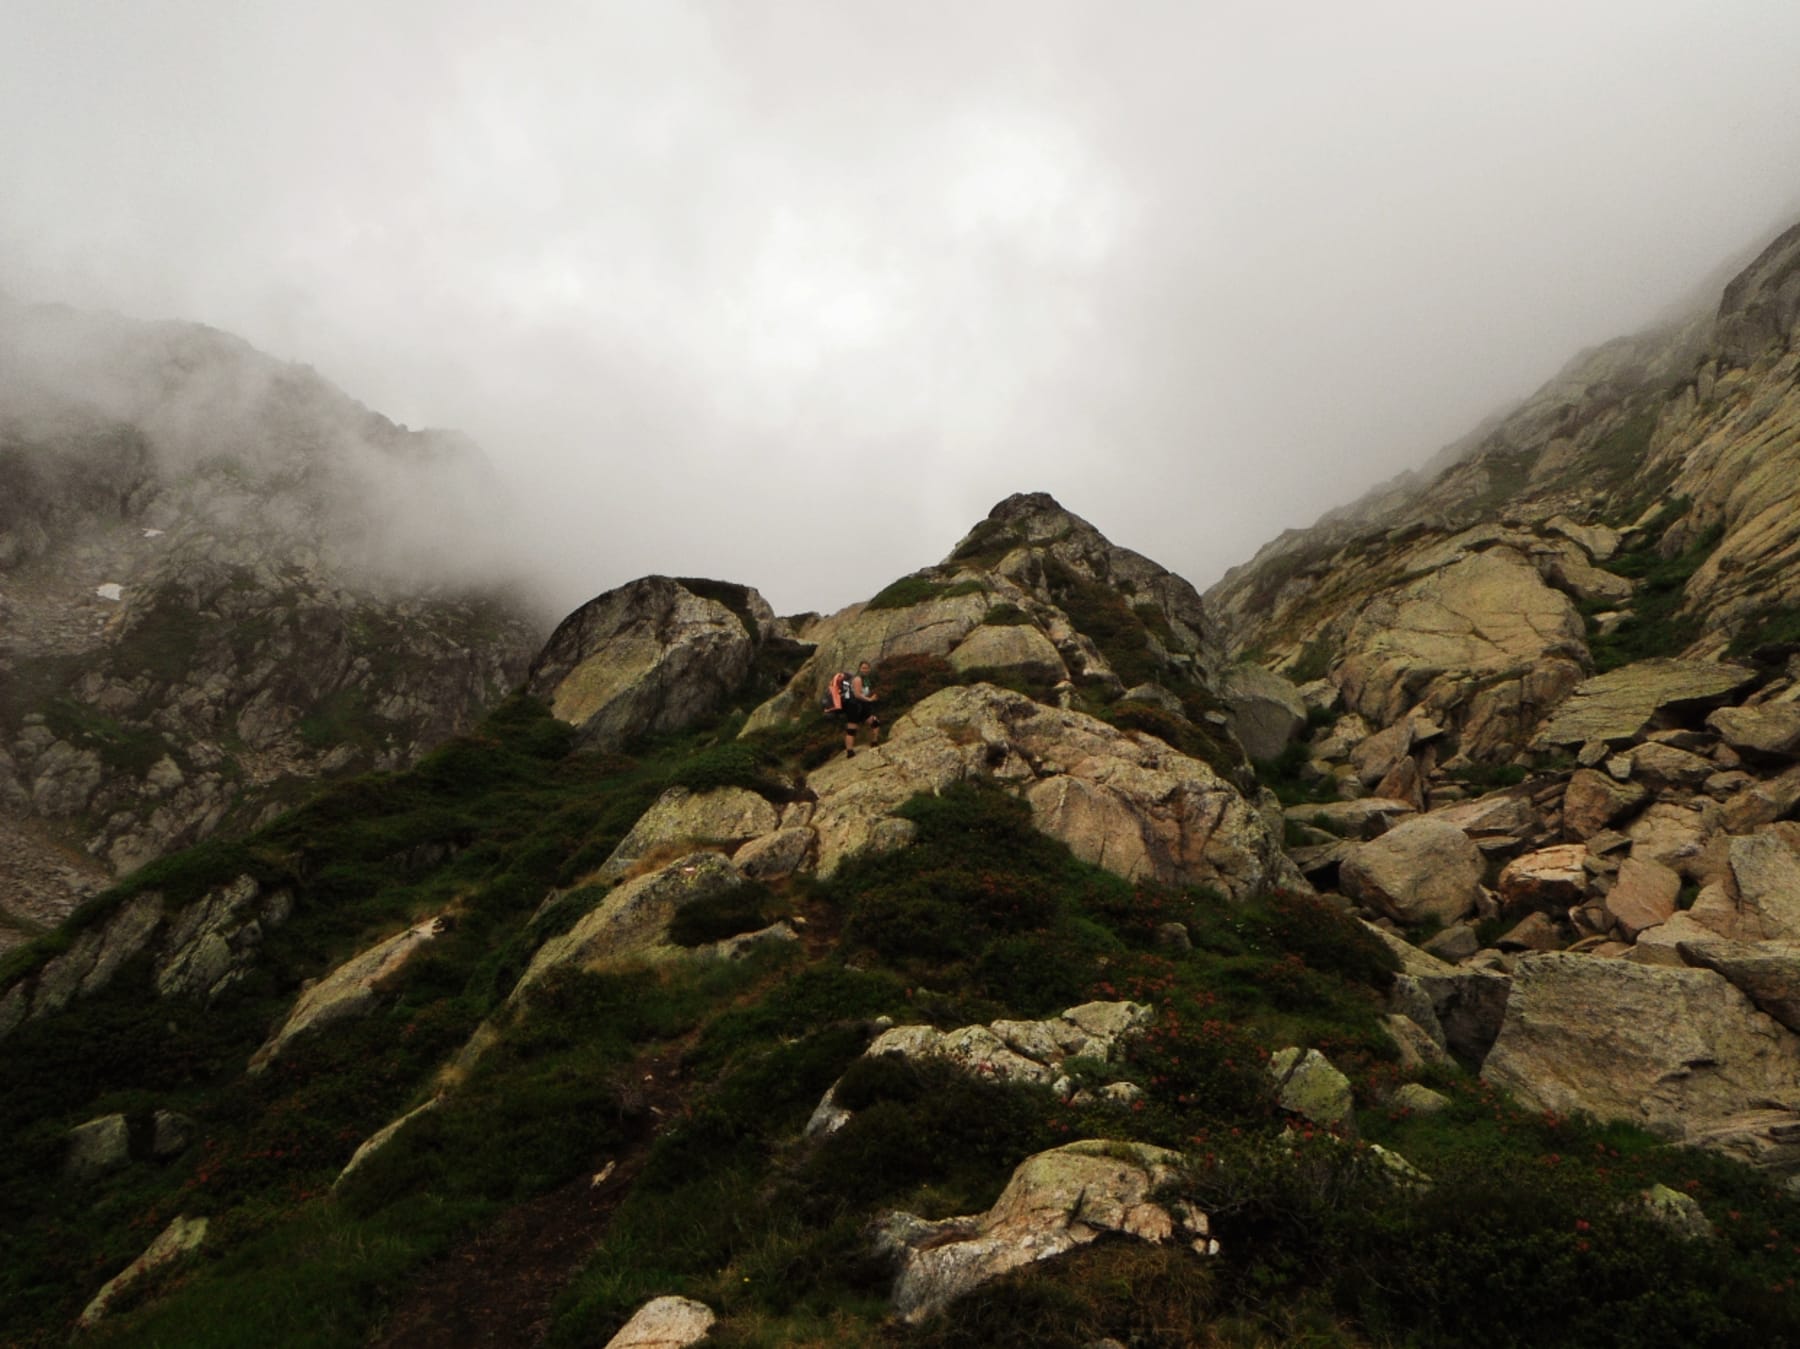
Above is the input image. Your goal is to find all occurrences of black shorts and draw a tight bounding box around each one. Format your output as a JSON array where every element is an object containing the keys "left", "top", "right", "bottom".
[{"left": 842, "top": 697, "right": 877, "bottom": 725}]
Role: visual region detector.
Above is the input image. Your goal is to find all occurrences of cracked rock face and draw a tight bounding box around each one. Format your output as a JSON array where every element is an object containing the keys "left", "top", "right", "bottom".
[
  {"left": 875, "top": 1139, "right": 1214, "bottom": 1324},
  {"left": 802, "top": 683, "right": 1302, "bottom": 899},
  {"left": 1481, "top": 953, "right": 1800, "bottom": 1169}
]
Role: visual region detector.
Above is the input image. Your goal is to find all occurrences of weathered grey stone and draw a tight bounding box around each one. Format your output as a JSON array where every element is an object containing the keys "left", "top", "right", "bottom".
[
  {"left": 1423, "top": 924, "right": 1479, "bottom": 963},
  {"left": 876, "top": 1140, "right": 1212, "bottom": 1323},
  {"left": 1709, "top": 702, "right": 1800, "bottom": 759},
  {"left": 1496, "top": 912, "right": 1564, "bottom": 951},
  {"left": 156, "top": 876, "right": 289, "bottom": 1001},
  {"left": 597, "top": 786, "right": 781, "bottom": 883},
  {"left": 150, "top": 1110, "right": 197, "bottom": 1159},
  {"left": 695, "top": 920, "right": 799, "bottom": 962},
  {"left": 1391, "top": 1082, "right": 1452, "bottom": 1115},
  {"left": 335, "top": 1098, "right": 442, "bottom": 1187},
  {"left": 1218, "top": 662, "right": 1307, "bottom": 762},
  {"left": 1562, "top": 768, "right": 1650, "bottom": 839},
  {"left": 1481, "top": 953, "right": 1800, "bottom": 1162},
  {"left": 1642, "top": 1183, "right": 1714, "bottom": 1240},
  {"left": 1627, "top": 802, "right": 1716, "bottom": 877},
  {"left": 1340, "top": 817, "right": 1483, "bottom": 926},
  {"left": 1606, "top": 856, "right": 1681, "bottom": 939},
  {"left": 1626, "top": 741, "right": 1716, "bottom": 788},
  {"left": 1426, "top": 789, "right": 1538, "bottom": 839},
  {"left": 1729, "top": 832, "right": 1800, "bottom": 941},
  {"left": 249, "top": 917, "right": 448, "bottom": 1071},
  {"left": 602, "top": 1295, "right": 717, "bottom": 1349},
  {"left": 65, "top": 1114, "right": 130, "bottom": 1179},
  {"left": 1723, "top": 765, "right": 1800, "bottom": 832},
  {"left": 947, "top": 622, "right": 1068, "bottom": 685},
  {"left": 1677, "top": 940, "right": 1800, "bottom": 1032},
  {"left": 804, "top": 684, "right": 1299, "bottom": 900},
  {"left": 1284, "top": 797, "right": 1415, "bottom": 840},
  {"left": 512, "top": 852, "right": 744, "bottom": 997},
  {"left": 1269, "top": 1047, "right": 1354, "bottom": 1127},
  {"left": 730, "top": 826, "right": 815, "bottom": 880},
  {"left": 1532, "top": 660, "right": 1757, "bottom": 749},
  {"left": 77, "top": 1215, "right": 208, "bottom": 1329}
]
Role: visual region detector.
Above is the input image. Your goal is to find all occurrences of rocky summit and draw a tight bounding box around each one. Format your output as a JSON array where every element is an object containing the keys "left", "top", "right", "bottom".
[{"left": 8, "top": 222, "right": 1800, "bottom": 1349}]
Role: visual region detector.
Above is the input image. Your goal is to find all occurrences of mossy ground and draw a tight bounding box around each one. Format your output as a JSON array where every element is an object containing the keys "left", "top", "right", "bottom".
[{"left": 5, "top": 694, "right": 1798, "bottom": 1349}]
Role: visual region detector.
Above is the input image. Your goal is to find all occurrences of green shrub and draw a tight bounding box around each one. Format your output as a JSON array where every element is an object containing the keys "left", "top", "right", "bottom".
[
  {"left": 867, "top": 575, "right": 950, "bottom": 610},
  {"left": 980, "top": 603, "right": 1034, "bottom": 627},
  {"left": 667, "top": 881, "right": 783, "bottom": 947}
]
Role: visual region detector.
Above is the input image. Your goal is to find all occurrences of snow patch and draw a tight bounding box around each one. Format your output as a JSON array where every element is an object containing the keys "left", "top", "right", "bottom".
[{"left": 95, "top": 583, "right": 123, "bottom": 602}]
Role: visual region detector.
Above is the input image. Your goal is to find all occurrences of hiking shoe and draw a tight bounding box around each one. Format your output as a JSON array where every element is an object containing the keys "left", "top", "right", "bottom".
[{"left": 845, "top": 749, "right": 856, "bottom": 758}]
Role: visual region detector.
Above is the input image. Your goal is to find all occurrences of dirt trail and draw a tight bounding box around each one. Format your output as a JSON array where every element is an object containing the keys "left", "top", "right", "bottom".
[{"left": 367, "top": 1050, "right": 692, "bottom": 1349}]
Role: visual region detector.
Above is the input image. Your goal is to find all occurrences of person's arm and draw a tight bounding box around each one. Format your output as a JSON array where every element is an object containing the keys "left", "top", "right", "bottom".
[{"left": 854, "top": 675, "right": 874, "bottom": 701}]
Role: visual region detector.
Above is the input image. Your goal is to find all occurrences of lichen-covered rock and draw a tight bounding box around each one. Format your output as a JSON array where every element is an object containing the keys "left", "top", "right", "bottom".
[
  {"left": 1481, "top": 953, "right": 1800, "bottom": 1164},
  {"left": 249, "top": 916, "right": 447, "bottom": 1072},
  {"left": 1286, "top": 797, "right": 1416, "bottom": 840},
  {"left": 1340, "top": 816, "right": 1483, "bottom": 925},
  {"left": 1532, "top": 660, "right": 1757, "bottom": 750},
  {"left": 76, "top": 1215, "right": 208, "bottom": 1329},
  {"left": 803, "top": 684, "right": 1300, "bottom": 899},
  {"left": 1606, "top": 857, "right": 1681, "bottom": 940},
  {"left": 730, "top": 826, "right": 816, "bottom": 880},
  {"left": 946, "top": 622, "right": 1068, "bottom": 685},
  {"left": 526, "top": 576, "right": 766, "bottom": 752},
  {"left": 1268, "top": 1047, "right": 1353, "bottom": 1127},
  {"left": 512, "top": 852, "right": 743, "bottom": 997},
  {"left": 155, "top": 875, "right": 292, "bottom": 1001},
  {"left": 64, "top": 1114, "right": 130, "bottom": 1179},
  {"left": 335, "top": 1098, "right": 442, "bottom": 1187},
  {"left": 807, "top": 1001, "right": 1152, "bottom": 1138},
  {"left": 602, "top": 1296, "right": 717, "bottom": 1349},
  {"left": 597, "top": 786, "right": 781, "bottom": 883},
  {"left": 875, "top": 1139, "right": 1213, "bottom": 1323}
]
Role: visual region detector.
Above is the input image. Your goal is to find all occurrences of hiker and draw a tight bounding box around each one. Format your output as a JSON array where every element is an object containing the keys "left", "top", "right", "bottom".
[{"left": 842, "top": 660, "right": 880, "bottom": 757}]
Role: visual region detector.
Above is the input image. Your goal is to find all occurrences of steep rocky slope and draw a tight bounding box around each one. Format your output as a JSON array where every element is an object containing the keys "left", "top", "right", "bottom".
[
  {"left": 1204, "top": 219, "right": 1800, "bottom": 1173},
  {"left": 0, "top": 299, "right": 543, "bottom": 949},
  {"left": 5, "top": 487, "right": 1798, "bottom": 1348}
]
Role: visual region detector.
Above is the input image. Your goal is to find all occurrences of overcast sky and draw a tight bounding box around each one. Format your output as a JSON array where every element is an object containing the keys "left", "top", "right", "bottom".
[{"left": 5, "top": 2, "right": 1800, "bottom": 617}]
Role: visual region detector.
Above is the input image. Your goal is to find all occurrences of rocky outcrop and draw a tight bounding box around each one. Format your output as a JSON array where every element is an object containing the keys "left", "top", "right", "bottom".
[
  {"left": 1532, "top": 661, "right": 1757, "bottom": 751},
  {"left": 76, "top": 1215, "right": 208, "bottom": 1330},
  {"left": 249, "top": 916, "right": 448, "bottom": 1072},
  {"left": 511, "top": 852, "right": 743, "bottom": 997},
  {"left": 596, "top": 786, "right": 781, "bottom": 883},
  {"left": 804, "top": 684, "right": 1301, "bottom": 899},
  {"left": 1482, "top": 953, "right": 1800, "bottom": 1168},
  {"left": 526, "top": 577, "right": 775, "bottom": 752},
  {"left": 1268, "top": 1047, "right": 1353, "bottom": 1128},
  {"left": 874, "top": 1139, "right": 1214, "bottom": 1323},
  {"left": 806, "top": 1001, "right": 1152, "bottom": 1137},
  {"left": 1218, "top": 662, "right": 1307, "bottom": 761}
]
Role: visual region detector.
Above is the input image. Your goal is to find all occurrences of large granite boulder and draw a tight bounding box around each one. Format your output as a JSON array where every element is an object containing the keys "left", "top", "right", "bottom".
[
  {"left": 1496, "top": 844, "right": 1589, "bottom": 911},
  {"left": 1218, "top": 662, "right": 1307, "bottom": 761},
  {"left": 77, "top": 1216, "right": 208, "bottom": 1330},
  {"left": 1532, "top": 660, "right": 1757, "bottom": 750},
  {"left": 526, "top": 576, "right": 770, "bottom": 752},
  {"left": 802, "top": 684, "right": 1301, "bottom": 899},
  {"left": 874, "top": 1139, "right": 1214, "bottom": 1324},
  {"left": 1562, "top": 769, "right": 1650, "bottom": 839},
  {"left": 1481, "top": 953, "right": 1800, "bottom": 1167},
  {"left": 1340, "top": 817, "right": 1484, "bottom": 926}
]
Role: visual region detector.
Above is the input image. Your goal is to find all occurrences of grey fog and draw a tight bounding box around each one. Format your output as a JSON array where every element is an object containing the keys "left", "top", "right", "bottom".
[{"left": 5, "top": 0, "right": 1800, "bottom": 619}]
